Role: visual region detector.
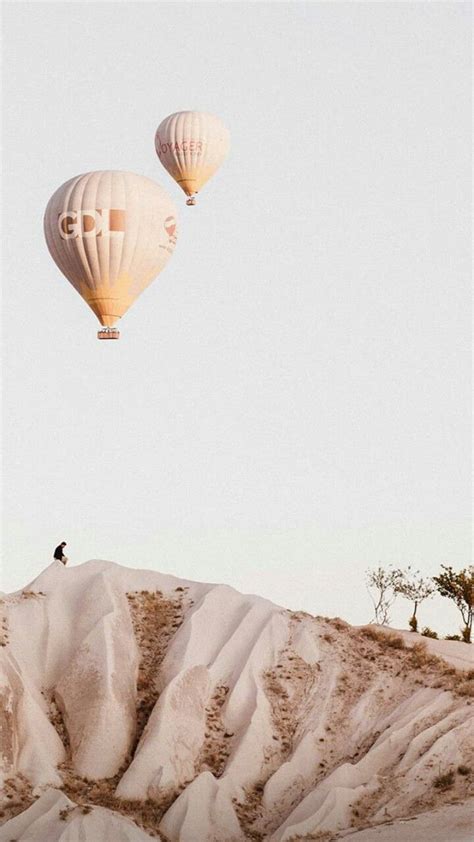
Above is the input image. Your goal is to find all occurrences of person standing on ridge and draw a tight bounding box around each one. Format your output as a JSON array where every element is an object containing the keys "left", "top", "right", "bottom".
[{"left": 53, "top": 542, "right": 68, "bottom": 565}]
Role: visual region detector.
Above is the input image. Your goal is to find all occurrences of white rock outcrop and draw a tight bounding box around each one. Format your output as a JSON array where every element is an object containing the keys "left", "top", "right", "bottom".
[
  {"left": 1, "top": 560, "right": 473, "bottom": 842},
  {"left": 0, "top": 789, "right": 157, "bottom": 841}
]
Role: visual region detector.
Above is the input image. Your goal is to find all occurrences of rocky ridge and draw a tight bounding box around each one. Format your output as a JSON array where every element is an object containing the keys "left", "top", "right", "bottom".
[{"left": 0, "top": 560, "right": 473, "bottom": 841}]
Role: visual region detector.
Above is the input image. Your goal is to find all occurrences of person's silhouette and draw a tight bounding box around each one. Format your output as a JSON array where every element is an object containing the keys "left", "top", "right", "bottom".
[{"left": 53, "top": 542, "right": 68, "bottom": 565}]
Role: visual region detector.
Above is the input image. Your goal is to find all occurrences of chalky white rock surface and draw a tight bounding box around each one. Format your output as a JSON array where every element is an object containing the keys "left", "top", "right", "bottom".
[
  {"left": 0, "top": 789, "right": 157, "bottom": 841},
  {"left": 1, "top": 560, "right": 473, "bottom": 841}
]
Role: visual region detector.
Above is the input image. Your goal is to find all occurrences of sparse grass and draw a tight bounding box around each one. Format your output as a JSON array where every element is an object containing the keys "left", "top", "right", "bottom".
[
  {"left": 328, "top": 617, "right": 348, "bottom": 631},
  {"left": 263, "top": 650, "right": 315, "bottom": 758},
  {"left": 290, "top": 610, "right": 314, "bottom": 623},
  {"left": 126, "top": 589, "right": 188, "bottom": 754},
  {"left": 0, "top": 613, "right": 9, "bottom": 647},
  {"left": 233, "top": 784, "right": 266, "bottom": 842},
  {"left": 196, "top": 684, "right": 231, "bottom": 777},
  {"left": 433, "top": 770, "right": 455, "bottom": 790},
  {"left": 384, "top": 634, "right": 405, "bottom": 649},
  {"left": 234, "top": 644, "right": 319, "bottom": 840},
  {"left": 336, "top": 672, "right": 351, "bottom": 695},
  {"left": 59, "top": 762, "right": 171, "bottom": 838},
  {"left": 0, "top": 774, "right": 35, "bottom": 824},
  {"left": 349, "top": 625, "right": 474, "bottom": 702},
  {"left": 407, "top": 642, "right": 440, "bottom": 669},
  {"left": 359, "top": 626, "right": 385, "bottom": 642},
  {"left": 360, "top": 627, "right": 405, "bottom": 650},
  {"left": 455, "top": 680, "right": 474, "bottom": 697},
  {"left": 43, "top": 690, "right": 71, "bottom": 755}
]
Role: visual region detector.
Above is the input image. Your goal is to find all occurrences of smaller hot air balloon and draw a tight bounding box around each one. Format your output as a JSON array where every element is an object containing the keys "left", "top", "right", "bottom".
[
  {"left": 44, "top": 171, "right": 178, "bottom": 339},
  {"left": 155, "top": 111, "right": 230, "bottom": 206}
]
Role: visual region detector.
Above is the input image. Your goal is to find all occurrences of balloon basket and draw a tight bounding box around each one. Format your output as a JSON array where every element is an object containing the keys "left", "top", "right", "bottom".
[
  {"left": 98, "top": 328, "right": 120, "bottom": 340},
  {"left": 186, "top": 196, "right": 196, "bottom": 206}
]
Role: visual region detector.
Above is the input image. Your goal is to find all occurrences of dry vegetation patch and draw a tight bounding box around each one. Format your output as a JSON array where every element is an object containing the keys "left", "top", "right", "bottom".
[
  {"left": 0, "top": 690, "right": 14, "bottom": 771},
  {"left": 196, "top": 683, "right": 232, "bottom": 778},
  {"left": 432, "top": 770, "right": 455, "bottom": 791},
  {"left": 256, "top": 619, "right": 474, "bottom": 839},
  {"left": 0, "top": 774, "right": 35, "bottom": 825},
  {"left": 264, "top": 649, "right": 316, "bottom": 759},
  {"left": 233, "top": 782, "right": 267, "bottom": 842},
  {"left": 236, "top": 637, "right": 319, "bottom": 839},
  {"left": 126, "top": 588, "right": 189, "bottom": 752},
  {"left": 42, "top": 688, "right": 71, "bottom": 755},
  {"left": 353, "top": 628, "right": 474, "bottom": 698},
  {"left": 58, "top": 761, "right": 174, "bottom": 838},
  {"left": 0, "top": 602, "right": 9, "bottom": 647}
]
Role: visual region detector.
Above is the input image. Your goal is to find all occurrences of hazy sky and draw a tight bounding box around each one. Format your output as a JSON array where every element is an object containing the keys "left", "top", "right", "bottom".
[{"left": 2, "top": 2, "right": 471, "bottom": 635}]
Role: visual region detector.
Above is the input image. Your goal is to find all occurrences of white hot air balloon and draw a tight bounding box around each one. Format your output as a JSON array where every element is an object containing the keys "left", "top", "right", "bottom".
[
  {"left": 155, "top": 111, "right": 230, "bottom": 205},
  {"left": 44, "top": 171, "right": 178, "bottom": 339}
]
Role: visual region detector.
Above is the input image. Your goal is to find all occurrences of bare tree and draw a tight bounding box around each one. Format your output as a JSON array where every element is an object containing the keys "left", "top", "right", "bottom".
[
  {"left": 366, "top": 566, "right": 403, "bottom": 625},
  {"left": 393, "top": 567, "right": 435, "bottom": 633}
]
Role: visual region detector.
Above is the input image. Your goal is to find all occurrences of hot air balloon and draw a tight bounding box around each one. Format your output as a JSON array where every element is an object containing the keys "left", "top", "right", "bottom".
[
  {"left": 44, "top": 171, "right": 178, "bottom": 339},
  {"left": 155, "top": 111, "right": 230, "bottom": 206}
]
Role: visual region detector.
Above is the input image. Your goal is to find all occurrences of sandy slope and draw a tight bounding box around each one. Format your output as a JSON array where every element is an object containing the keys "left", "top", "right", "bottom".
[
  {"left": 341, "top": 799, "right": 474, "bottom": 841},
  {"left": 1, "top": 560, "right": 473, "bottom": 841}
]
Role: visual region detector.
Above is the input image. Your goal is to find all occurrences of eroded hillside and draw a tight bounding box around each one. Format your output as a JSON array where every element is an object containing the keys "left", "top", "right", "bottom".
[{"left": 0, "top": 561, "right": 473, "bottom": 842}]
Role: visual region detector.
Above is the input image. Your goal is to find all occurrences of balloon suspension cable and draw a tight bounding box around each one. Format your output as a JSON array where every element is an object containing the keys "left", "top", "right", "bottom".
[
  {"left": 186, "top": 196, "right": 197, "bottom": 206},
  {"left": 98, "top": 328, "right": 120, "bottom": 340}
]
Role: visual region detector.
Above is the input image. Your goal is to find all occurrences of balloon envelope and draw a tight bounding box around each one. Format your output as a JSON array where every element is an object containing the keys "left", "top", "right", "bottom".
[
  {"left": 155, "top": 111, "right": 230, "bottom": 203},
  {"left": 44, "top": 171, "right": 178, "bottom": 330}
]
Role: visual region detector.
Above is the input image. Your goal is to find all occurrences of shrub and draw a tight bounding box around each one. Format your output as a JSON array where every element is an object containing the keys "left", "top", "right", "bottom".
[
  {"left": 455, "top": 680, "right": 474, "bottom": 697},
  {"left": 383, "top": 633, "right": 405, "bottom": 649},
  {"left": 361, "top": 626, "right": 381, "bottom": 641},
  {"left": 408, "top": 642, "right": 440, "bottom": 668},
  {"left": 457, "top": 765, "right": 471, "bottom": 776},
  {"left": 330, "top": 617, "right": 348, "bottom": 631},
  {"left": 421, "top": 627, "right": 438, "bottom": 639},
  {"left": 433, "top": 770, "right": 455, "bottom": 790},
  {"left": 445, "top": 634, "right": 461, "bottom": 641}
]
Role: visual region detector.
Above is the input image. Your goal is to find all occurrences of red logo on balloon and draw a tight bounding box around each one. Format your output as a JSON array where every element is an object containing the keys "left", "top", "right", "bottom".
[{"left": 164, "top": 216, "right": 176, "bottom": 237}]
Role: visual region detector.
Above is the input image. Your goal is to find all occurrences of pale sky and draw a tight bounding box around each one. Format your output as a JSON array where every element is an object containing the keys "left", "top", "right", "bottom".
[{"left": 1, "top": 2, "right": 472, "bottom": 635}]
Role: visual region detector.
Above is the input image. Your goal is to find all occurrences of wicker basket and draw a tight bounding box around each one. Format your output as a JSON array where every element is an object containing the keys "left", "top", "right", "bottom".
[{"left": 97, "top": 329, "right": 120, "bottom": 340}]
